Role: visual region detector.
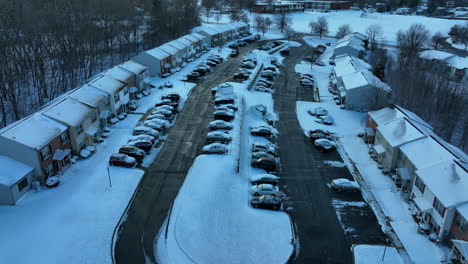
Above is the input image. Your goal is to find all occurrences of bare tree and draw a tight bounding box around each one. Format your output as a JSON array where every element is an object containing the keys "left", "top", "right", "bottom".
[
  {"left": 254, "top": 15, "right": 264, "bottom": 33},
  {"left": 431, "top": 32, "right": 445, "bottom": 50},
  {"left": 214, "top": 13, "right": 222, "bottom": 24},
  {"left": 285, "top": 26, "right": 297, "bottom": 41},
  {"left": 366, "top": 24, "right": 383, "bottom": 49},
  {"left": 397, "top": 23, "right": 430, "bottom": 64},
  {"left": 336, "top": 24, "right": 352, "bottom": 39},
  {"left": 265, "top": 17, "right": 272, "bottom": 31},
  {"left": 274, "top": 12, "right": 292, "bottom": 33},
  {"left": 259, "top": 17, "right": 268, "bottom": 36},
  {"left": 310, "top": 17, "right": 329, "bottom": 38}
]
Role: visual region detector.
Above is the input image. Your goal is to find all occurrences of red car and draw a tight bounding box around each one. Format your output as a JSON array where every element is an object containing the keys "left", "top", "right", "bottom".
[
  {"left": 155, "top": 99, "right": 179, "bottom": 109},
  {"left": 109, "top": 153, "right": 136, "bottom": 168},
  {"left": 256, "top": 82, "right": 272, "bottom": 88}
]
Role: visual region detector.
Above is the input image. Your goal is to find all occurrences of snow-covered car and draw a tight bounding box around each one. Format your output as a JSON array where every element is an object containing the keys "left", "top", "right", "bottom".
[
  {"left": 155, "top": 99, "right": 179, "bottom": 109},
  {"left": 214, "top": 96, "right": 235, "bottom": 105},
  {"left": 214, "top": 103, "right": 238, "bottom": 112},
  {"left": 142, "top": 120, "right": 165, "bottom": 131},
  {"left": 162, "top": 73, "right": 171, "bottom": 78},
  {"left": 251, "top": 156, "right": 278, "bottom": 171},
  {"left": 162, "top": 93, "right": 181, "bottom": 103},
  {"left": 233, "top": 72, "right": 249, "bottom": 81},
  {"left": 128, "top": 100, "right": 138, "bottom": 111},
  {"left": 129, "top": 134, "right": 156, "bottom": 143},
  {"left": 252, "top": 142, "right": 278, "bottom": 156},
  {"left": 154, "top": 105, "right": 174, "bottom": 112},
  {"left": 209, "top": 120, "right": 233, "bottom": 130},
  {"left": 127, "top": 139, "right": 153, "bottom": 152},
  {"left": 329, "top": 58, "right": 335, "bottom": 65},
  {"left": 133, "top": 126, "right": 160, "bottom": 138},
  {"left": 181, "top": 62, "right": 188, "bottom": 68},
  {"left": 250, "top": 184, "right": 280, "bottom": 196},
  {"left": 174, "top": 67, "right": 181, "bottom": 72},
  {"left": 261, "top": 72, "right": 275, "bottom": 80},
  {"left": 207, "top": 131, "right": 232, "bottom": 144},
  {"left": 164, "top": 81, "right": 173, "bottom": 88},
  {"left": 308, "top": 107, "right": 328, "bottom": 117},
  {"left": 206, "top": 60, "right": 217, "bottom": 67},
  {"left": 315, "top": 61, "right": 326, "bottom": 66},
  {"left": 109, "top": 153, "right": 136, "bottom": 168},
  {"left": 214, "top": 110, "right": 235, "bottom": 122},
  {"left": 250, "top": 173, "right": 280, "bottom": 185},
  {"left": 320, "top": 115, "right": 334, "bottom": 125},
  {"left": 309, "top": 129, "right": 332, "bottom": 135},
  {"left": 147, "top": 113, "right": 166, "bottom": 121},
  {"left": 153, "top": 109, "right": 173, "bottom": 119},
  {"left": 186, "top": 72, "right": 200, "bottom": 81},
  {"left": 254, "top": 86, "right": 274, "bottom": 93},
  {"left": 330, "top": 178, "right": 360, "bottom": 192},
  {"left": 258, "top": 79, "right": 273, "bottom": 86},
  {"left": 201, "top": 143, "right": 228, "bottom": 154},
  {"left": 241, "top": 61, "right": 256, "bottom": 69},
  {"left": 119, "top": 145, "right": 145, "bottom": 163},
  {"left": 230, "top": 49, "right": 239, "bottom": 57},
  {"left": 314, "top": 138, "right": 336, "bottom": 152},
  {"left": 250, "top": 126, "right": 278, "bottom": 139},
  {"left": 300, "top": 79, "right": 314, "bottom": 87},
  {"left": 251, "top": 151, "right": 278, "bottom": 163},
  {"left": 250, "top": 195, "right": 282, "bottom": 210},
  {"left": 257, "top": 82, "right": 272, "bottom": 88},
  {"left": 309, "top": 133, "right": 332, "bottom": 141}
]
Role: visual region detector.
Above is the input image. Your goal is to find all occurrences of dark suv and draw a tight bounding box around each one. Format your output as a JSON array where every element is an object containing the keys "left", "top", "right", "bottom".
[
  {"left": 251, "top": 157, "right": 278, "bottom": 172},
  {"left": 119, "top": 145, "right": 145, "bottom": 163},
  {"left": 250, "top": 195, "right": 282, "bottom": 210},
  {"left": 162, "top": 93, "right": 180, "bottom": 103}
]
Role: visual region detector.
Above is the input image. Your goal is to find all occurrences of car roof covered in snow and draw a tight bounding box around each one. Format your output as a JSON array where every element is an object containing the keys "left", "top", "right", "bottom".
[
  {"left": 368, "top": 107, "right": 406, "bottom": 126},
  {"left": 89, "top": 75, "right": 126, "bottom": 95},
  {"left": 42, "top": 98, "right": 95, "bottom": 127},
  {"left": 0, "top": 156, "right": 33, "bottom": 186},
  {"left": 376, "top": 118, "right": 425, "bottom": 148},
  {"left": 419, "top": 50, "right": 468, "bottom": 70},
  {"left": 400, "top": 137, "right": 454, "bottom": 169},
  {"left": 119, "top": 60, "right": 147, "bottom": 74},
  {"left": 334, "top": 56, "right": 372, "bottom": 77},
  {"left": 69, "top": 85, "right": 109, "bottom": 108},
  {"left": 104, "top": 66, "right": 134, "bottom": 82},
  {"left": 0, "top": 113, "right": 67, "bottom": 150},
  {"left": 416, "top": 160, "right": 468, "bottom": 207},
  {"left": 251, "top": 174, "right": 278, "bottom": 181},
  {"left": 146, "top": 47, "right": 170, "bottom": 60}
]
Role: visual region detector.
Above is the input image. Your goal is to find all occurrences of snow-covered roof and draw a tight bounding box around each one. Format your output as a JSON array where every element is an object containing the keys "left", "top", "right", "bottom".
[
  {"left": 105, "top": 66, "right": 134, "bottom": 82},
  {"left": 400, "top": 137, "right": 454, "bottom": 169},
  {"left": 183, "top": 34, "right": 198, "bottom": 43},
  {"left": 146, "top": 47, "right": 170, "bottom": 60},
  {"left": 159, "top": 43, "right": 179, "bottom": 55},
  {"left": 191, "top": 32, "right": 206, "bottom": 41},
  {"left": 89, "top": 75, "right": 126, "bottom": 95},
  {"left": 416, "top": 160, "right": 468, "bottom": 207},
  {"left": 119, "top": 60, "right": 147, "bottom": 74},
  {"left": 368, "top": 107, "right": 406, "bottom": 126},
  {"left": 419, "top": 50, "right": 468, "bottom": 70},
  {"left": 69, "top": 85, "right": 108, "bottom": 108},
  {"left": 362, "top": 72, "right": 392, "bottom": 92},
  {"left": 0, "top": 156, "right": 33, "bottom": 187},
  {"left": 167, "top": 40, "right": 187, "bottom": 50},
  {"left": 197, "top": 27, "right": 219, "bottom": 36},
  {"left": 341, "top": 72, "right": 368, "bottom": 90},
  {"left": 457, "top": 203, "right": 468, "bottom": 220},
  {"left": 335, "top": 37, "right": 365, "bottom": 51},
  {"left": 43, "top": 98, "right": 94, "bottom": 127},
  {"left": 0, "top": 113, "right": 67, "bottom": 150},
  {"left": 176, "top": 37, "right": 192, "bottom": 47},
  {"left": 377, "top": 118, "right": 425, "bottom": 148},
  {"left": 452, "top": 240, "right": 468, "bottom": 259},
  {"left": 334, "top": 56, "right": 372, "bottom": 77}
]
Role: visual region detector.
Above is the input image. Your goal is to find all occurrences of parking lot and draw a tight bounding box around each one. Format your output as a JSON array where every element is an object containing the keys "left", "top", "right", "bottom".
[{"left": 273, "top": 39, "right": 387, "bottom": 263}]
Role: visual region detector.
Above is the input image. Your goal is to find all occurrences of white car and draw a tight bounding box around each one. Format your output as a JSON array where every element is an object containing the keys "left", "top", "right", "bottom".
[
  {"left": 314, "top": 115, "right": 334, "bottom": 125},
  {"left": 133, "top": 126, "right": 160, "bottom": 138},
  {"left": 308, "top": 107, "right": 328, "bottom": 117},
  {"left": 250, "top": 184, "right": 280, "bottom": 196},
  {"left": 254, "top": 86, "right": 274, "bottom": 93},
  {"left": 147, "top": 113, "right": 166, "bottom": 121},
  {"left": 250, "top": 174, "right": 280, "bottom": 185},
  {"left": 154, "top": 105, "right": 174, "bottom": 112},
  {"left": 143, "top": 120, "right": 166, "bottom": 130},
  {"left": 252, "top": 142, "right": 278, "bottom": 156},
  {"left": 129, "top": 134, "right": 156, "bottom": 143},
  {"left": 330, "top": 178, "right": 360, "bottom": 192},
  {"left": 314, "top": 139, "right": 336, "bottom": 151},
  {"left": 209, "top": 120, "right": 233, "bottom": 130},
  {"left": 164, "top": 81, "right": 173, "bottom": 88},
  {"left": 202, "top": 143, "right": 228, "bottom": 154},
  {"left": 207, "top": 131, "right": 232, "bottom": 143}
]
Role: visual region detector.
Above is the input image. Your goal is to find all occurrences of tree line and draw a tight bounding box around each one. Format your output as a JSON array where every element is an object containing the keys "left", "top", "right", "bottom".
[{"left": 0, "top": 0, "right": 199, "bottom": 126}]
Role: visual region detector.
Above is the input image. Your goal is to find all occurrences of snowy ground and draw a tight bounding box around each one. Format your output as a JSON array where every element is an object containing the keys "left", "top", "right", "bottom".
[
  {"left": 353, "top": 245, "right": 404, "bottom": 264},
  {"left": 294, "top": 36, "right": 450, "bottom": 263},
  {"left": 156, "top": 50, "right": 294, "bottom": 263},
  {"left": 204, "top": 10, "right": 463, "bottom": 45},
  {"left": 0, "top": 46, "right": 235, "bottom": 264},
  {"left": 446, "top": 38, "right": 467, "bottom": 51}
]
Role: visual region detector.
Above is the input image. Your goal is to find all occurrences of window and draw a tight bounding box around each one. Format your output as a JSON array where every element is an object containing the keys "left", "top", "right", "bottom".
[
  {"left": 455, "top": 212, "right": 468, "bottom": 233},
  {"left": 414, "top": 176, "right": 425, "bottom": 193},
  {"left": 43, "top": 163, "right": 54, "bottom": 177},
  {"left": 77, "top": 124, "right": 83, "bottom": 135},
  {"left": 41, "top": 145, "right": 51, "bottom": 161},
  {"left": 60, "top": 132, "right": 69, "bottom": 144},
  {"left": 17, "top": 178, "right": 28, "bottom": 192},
  {"left": 433, "top": 197, "right": 446, "bottom": 218},
  {"left": 114, "top": 94, "right": 120, "bottom": 103},
  {"left": 91, "top": 112, "right": 97, "bottom": 123}
]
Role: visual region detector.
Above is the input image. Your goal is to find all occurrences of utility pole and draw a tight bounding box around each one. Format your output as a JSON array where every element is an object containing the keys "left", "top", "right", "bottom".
[{"left": 107, "top": 166, "right": 112, "bottom": 188}]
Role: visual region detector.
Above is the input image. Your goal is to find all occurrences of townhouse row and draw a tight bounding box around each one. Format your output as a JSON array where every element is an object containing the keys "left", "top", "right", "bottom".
[
  {"left": 133, "top": 22, "right": 250, "bottom": 77},
  {"left": 365, "top": 106, "right": 468, "bottom": 262}
]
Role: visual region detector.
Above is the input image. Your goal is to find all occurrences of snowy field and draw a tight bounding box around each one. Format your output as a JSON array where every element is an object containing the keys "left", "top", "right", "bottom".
[
  {"left": 0, "top": 46, "right": 234, "bottom": 264},
  {"left": 353, "top": 245, "right": 404, "bottom": 264},
  {"left": 294, "top": 36, "right": 450, "bottom": 263},
  {"left": 204, "top": 10, "right": 463, "bottom": 45},
  {"left": 156, "top": 50, "right": 294, "bottom": 263}
]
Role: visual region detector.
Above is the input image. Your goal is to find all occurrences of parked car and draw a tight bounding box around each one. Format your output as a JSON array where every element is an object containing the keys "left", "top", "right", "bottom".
[
  {"left": 254, "top": 86, "right": 274, "bottom": 93},
  {"left": 214, "top": 96, "right": 235, "bottom": 105},
  {"left": 206, "top": 60, "right": 217, "bottom": 67},
  {"left": 186, "top": 72, "right": 200, "bottom": 81},
  {"left": 162, "top": 73, "right": 171, "bottom": 78},
  {"left": 143, "top": 120, "right": 165, "bottom": 131},
  {"left": 119, "top": 145, "right": 145, "bottom": 163},
  {"left": 207, "top": 131, "right": 232, "bottom": 144},
  {"left": 228, "top": 43, "right": 238, "bottom": 49},
  {"left": 214, "top": 110, "right": 235, "bottom": 122},
  {"left": 300, "top": 79, "right": 314, "bottom": 87},
  {"left": 250, "top": 173, "right": 280, "bottom": 185},
  {"left": 133, "top": 126, "right": 160, "bottom": 138},
  {"left": 250, "top": 195, "right": 282, "bottom": 210},
  {"left": 309, "top": 133, "right": 332, "bottom": 141},
  {"left": 250, "top": 184, "right": 280, "bottom": 196},
  {"left": 251, "top": 126, "right": 278, "bottom": 139},
  {"left": 256, "top": 82, "right": 272, "bottom": 88},
  {"left": 258, "top": 79, "right": 273, "bottom": 86},
  {"left": 237, "top": 40, "right": 247, "bottom": 46},
  {"left": 261, "top": 72, "right": 275, "bottom": 80},
  {"left": 127, "top": 139, "right": 153, "bottom": 153},
  {"left": 251, "top": 157, "right": 278, "bottom": 171},
  {"left": 162, "top": 93, "right": 181, "bottom": 103},
  {"left": 193, "top": 67, "right": 207, "bottom": 75},
  {"left": 129, "top": 134, "right": 156, "bottom": 144},
  {"left": 147, "top": 113, "right": 166, "bottom": 121},
  {"left": 202, "top": 143, "right": 228, "bottom": 154},
  {"left": 233, "top": 72, "right": 249, "bottom": 81},
  {"left": 251, "top": 152, "right": 277, "bottom": 163},
  {"left": 230, "top": 49, "right": 239, "bottom": 57},
  {"left": 164, "top": 81, "right": 173, "bottom": 88},
  {"left": 154, "top": 105, "right": 174, "bottom": 112},
  {"left": 155, "top": 99, "right": 179, "bottom": 109},
  {"left": 252, "top": 142, "right": 278, "bottom": 156},
  {"left": 280, "top": 49, "right": 290, "bottom": 55},
  {"left": 128, "top": 100, "right": 137, "bottom": 111},
  {"left": 241, "top": 61, "right": 256, "bottom": 69},
  {"left": 304, "top": 56, "right": 315, "bottom": 62},
  {"left": 153, "top": 109, "right": 173, "bottom": 120},
  {"left": 210, "top": 120, "right": 233, "bottom": 130},
  {"left": 314, "top": 138, "right": 336, "bottom": 152},
  {"left": 329, "top": 58, "right": 335, "bottom": 65},
  {"left": 308, "top": 107, "right": 328, "bottom": 117},
  {"left": 330, "top": 178, "right": 360, "bottom": 192},
  {"left": 315, "top": 61, "right": 326, "bottom": 66},
  {"left": 314, "top": 115, "right": 334, "bottom": 125},
  {"left": 109, "top": 153, "right": 136, "bottom": 168},
  {"left": 214, "top": 103, "right": 238, "bottom": 112},
  {"left": 309, "top": 129, "right": 332, "bottom": 136}
]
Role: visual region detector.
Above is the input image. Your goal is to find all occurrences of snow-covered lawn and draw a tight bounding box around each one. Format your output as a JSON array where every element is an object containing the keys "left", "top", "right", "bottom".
[
  {"left": 446, "top": 38, "right": 467, "bottom": 51},
  {"left": 294, "top": 35, "right": 450, "bottom": 263},
  {"left": 353, "top": 245, "right": 404, "bottom": 264},
  {"left": 0, "top": 47, "right": 234, "bottom": 264},
  {"left": 156, "top": 50, "right": 294, "bottom": 263}
]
